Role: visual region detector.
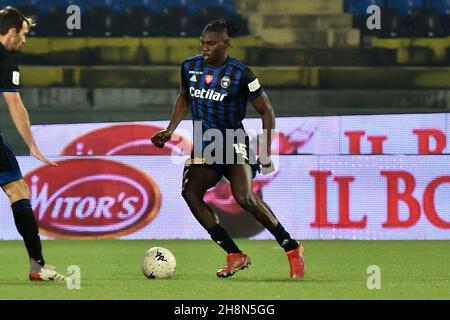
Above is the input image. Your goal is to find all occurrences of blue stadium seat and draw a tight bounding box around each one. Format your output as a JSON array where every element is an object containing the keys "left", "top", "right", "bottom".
[
  {"left": 2, "top": 0, "right": 48, "bottom": 13},
  {"left": 380, "top": 6, "right": 408, "bottom": 37},
  {"left": 186, "top": 0, "right": 204, "bottom": 14},
  {"left": 4, "top": 0, "right": 40, "bottom": 12},
  {"left": 120, "top": 0, "right": 164, "bottom": 13},
  {"left": 345, "top": 0, "right": 385, "bottom": 18},
  {"left": 2, "top": 0, "right": 40, "bottom": 7},
  {"left": 46, "top": 0, "right": 79, "bottom": 4},
  {"left": 343, "top": 0, "right": 352, "bottom": 12},
  {"left": 1, "top": 0, "right": 249, "bottom": 37},
  {"left": 78, "top": 0, "right": 121, "bottom": 13},
  {"left": 84, "top": 5, "right": 120, "bottom": 36},
  {"left": 201, "top": 6, "right": 230, "bottom": 20},
  {"left": 387, "top": 0, "right": 423, "bottom": 16},
  {"left": 122, "top": 5, "right": 164, "bottom": 36},
  {"left": 161, "top": 5, "right": 197, "bottom": 36},
  {"left": 198, "top": 0, "right": 236, "bottom": 14},
  {"left": 410, "top": 6, "right": 445, "bottom": 36},
  {"left": 428, "top": 0, "right": 450, "bottom": 35},
  {"left": 163, "top": 0, "right": 187, "bottom": 8},
  {"left": 428, "top": 0, "right": 450, "bottom": 15},
  {"left": 38, "top": 0, "right": 90, "bottom": 13}
]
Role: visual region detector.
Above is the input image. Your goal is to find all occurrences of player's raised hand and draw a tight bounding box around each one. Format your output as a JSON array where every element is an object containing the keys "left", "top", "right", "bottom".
[
  {"left": 151, "top": 130, "right": 171, "bottom": 148},
  {"left": 30, "top": 146, "right": 57, "bottom": 166}
]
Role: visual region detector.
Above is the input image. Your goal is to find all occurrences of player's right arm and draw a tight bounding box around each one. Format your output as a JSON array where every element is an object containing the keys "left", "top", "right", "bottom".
[
  {"left": 2, "top": 91, "right": 56, "bottom": 166},
  {"left": 151, "top": 88, "right": 189, "bottom": 148},
  {"left": 151, "top": 61, "right": 191, "bottom": 148}
]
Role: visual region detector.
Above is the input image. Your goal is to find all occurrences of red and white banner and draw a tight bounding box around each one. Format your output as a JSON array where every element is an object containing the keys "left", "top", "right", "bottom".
[
  {"left": 0, "top": 155, "right": 449, "bottom": 240},
  {"left": 9, "top": 114, "right": 447, "bottom": 240},
  {"left": 31, "top": 113, "right": 450, "bottom": 156}
]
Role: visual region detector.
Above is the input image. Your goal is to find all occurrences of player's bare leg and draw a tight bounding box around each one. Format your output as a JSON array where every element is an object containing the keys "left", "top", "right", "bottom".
[
  {"left": 226, "top": 164, "right": 306, "bottom": 279},
  {"left": 182, "top": 164, "right": 251, "bottom": 277},
  {"left": 182, "top": 164, "right": 221, "bottom": 229}
]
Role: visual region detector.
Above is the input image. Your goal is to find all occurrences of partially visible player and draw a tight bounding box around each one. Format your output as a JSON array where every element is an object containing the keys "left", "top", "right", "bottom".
[
  {"left": 151, "top": 20, "right": 306, "bottom": 279},
  {"left": 0, "top": 6, "right": 65, "bottom": 281}
]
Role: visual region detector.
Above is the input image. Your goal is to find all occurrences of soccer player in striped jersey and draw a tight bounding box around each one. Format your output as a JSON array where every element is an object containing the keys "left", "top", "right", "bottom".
[{"left": 151, "top": 20, "right": 305, "bottom": 279}]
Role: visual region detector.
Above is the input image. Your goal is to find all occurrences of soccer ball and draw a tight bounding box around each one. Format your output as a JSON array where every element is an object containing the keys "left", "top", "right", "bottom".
[{"left": 141, "top": 247, "right": 176, "bottom": 279}]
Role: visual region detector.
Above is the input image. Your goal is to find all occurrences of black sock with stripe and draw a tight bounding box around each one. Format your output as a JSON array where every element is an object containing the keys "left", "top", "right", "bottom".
[
  {"left": 208, "top": 224, "right": 242, "bottom": 254},
  {"left": 269, "top": 222, "right": 299, "bottom": 252}
]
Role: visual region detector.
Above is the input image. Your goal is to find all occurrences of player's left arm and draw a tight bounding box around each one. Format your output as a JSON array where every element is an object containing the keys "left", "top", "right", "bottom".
[
  {"left": 251, "top": 93, "right": 275, "bottom": 165},
  {"left": 2, "top": 92, "right": 57, "bottom": 166}
]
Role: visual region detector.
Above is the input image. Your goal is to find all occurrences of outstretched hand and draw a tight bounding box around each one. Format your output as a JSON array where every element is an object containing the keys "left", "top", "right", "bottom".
[
  {"left": 30, "top": 146, "right": 57, "bottom": 166},
  {"left": 150, "top": 130, "right": 172, "bottom": 148}
]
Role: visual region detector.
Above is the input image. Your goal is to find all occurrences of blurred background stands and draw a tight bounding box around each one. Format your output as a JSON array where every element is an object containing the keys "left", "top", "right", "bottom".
[{"left": 0, "top": 0, "right": 448, "bottom": 154}]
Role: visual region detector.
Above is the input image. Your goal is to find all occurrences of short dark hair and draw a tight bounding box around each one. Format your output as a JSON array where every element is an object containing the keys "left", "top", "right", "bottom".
[
  {"left": 0, "top": 6, "right": 33, "bottom": 35},
  {"left": 202, "top": 19, "right": 236, "bottom": 37}
]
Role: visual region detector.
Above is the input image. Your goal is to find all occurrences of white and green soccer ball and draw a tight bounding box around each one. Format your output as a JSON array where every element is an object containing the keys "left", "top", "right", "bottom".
[{"left": 141, "top": 247, "right": 176, "bottom": 279}]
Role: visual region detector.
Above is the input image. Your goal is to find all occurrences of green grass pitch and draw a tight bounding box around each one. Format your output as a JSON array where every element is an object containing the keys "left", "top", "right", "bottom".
[{"left": 0, "top": 240, "right": 449, "bottom": 300}]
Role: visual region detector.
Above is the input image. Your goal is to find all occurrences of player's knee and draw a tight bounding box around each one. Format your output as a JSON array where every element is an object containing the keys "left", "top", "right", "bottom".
[
  {"left": 5, "top": 180, "right": 30, "bottom": 203},
  {"left": 181, "top": 187, "right": 200, "bottom": 204},
  {"left": 181, "top": 188, "right": 189, "bottom": 201},
  {"left": 233, "top": 191, "right": 256, "bottom": 209}
]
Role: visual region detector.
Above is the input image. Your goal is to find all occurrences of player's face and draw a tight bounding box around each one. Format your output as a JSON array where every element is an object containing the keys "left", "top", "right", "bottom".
[
  {"left": 200, "top": 31, "right": 229, "bottom": 66},
  {"left": 10, "top": 21, "right": 29, "bottom": 52}
]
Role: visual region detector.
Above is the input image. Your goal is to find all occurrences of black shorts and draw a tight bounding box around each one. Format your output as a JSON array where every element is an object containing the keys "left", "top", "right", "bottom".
[
  {"left": 186, "top": 138, "right": 259, "bottom": 180},
  {"left": 0, "top": 135, "right": 23, "bottom": 185}
]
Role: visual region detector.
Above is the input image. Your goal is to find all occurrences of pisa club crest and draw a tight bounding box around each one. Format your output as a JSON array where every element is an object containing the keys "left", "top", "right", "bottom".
[
  {"left": 24, "top": 159, "right": 161, "bottom": 239},
  {"left": 61, "top": 124, "right": 191, "bottom": 156}
]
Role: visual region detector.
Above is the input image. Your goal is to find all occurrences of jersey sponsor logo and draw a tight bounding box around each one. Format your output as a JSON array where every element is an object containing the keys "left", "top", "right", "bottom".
[
  {"left": 12, "top": 71, "right": 20, "bottom": 85},
  {"left": 189, "top": 70, "right": 203, "bottom": 75},
  {"left": 221, "top": 76, "right": 231, "bottom": 89},
  {"left": 24, "top": 159, "right": 161, "bottom": 238},
  {"left": 205, "top": 74, "right": 214, "bottom": 84},
  {"left": 189, "top": 87, "right": 227, "bottom": 102},
  {"left": 189, "top": 75, "right": 197, "bottom": 82},
  {"left": 248, "top": 78, "right": 261, "bottom": 92}
]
